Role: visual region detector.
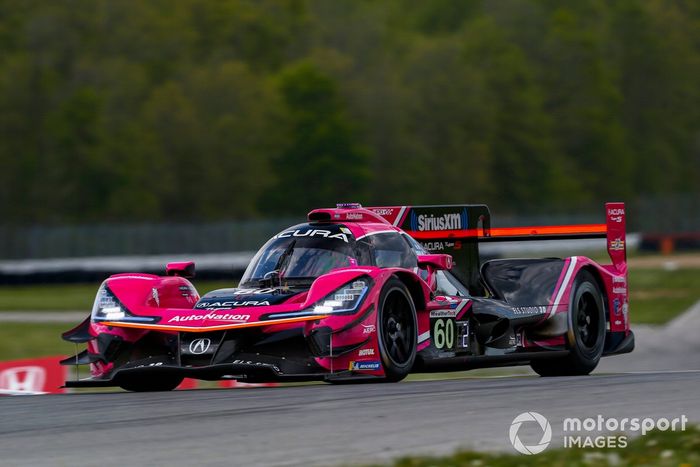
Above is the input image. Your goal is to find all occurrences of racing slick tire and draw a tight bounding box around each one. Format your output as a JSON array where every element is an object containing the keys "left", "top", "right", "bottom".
[
  {"left": 531, "top": 270, "right": 605, "bottom": 377},
  {"left": 119, "top": 375, "right": 184, "bottom": 392},
  {"left": 377, "top": 277, "right": 417, "bottom": 382}
]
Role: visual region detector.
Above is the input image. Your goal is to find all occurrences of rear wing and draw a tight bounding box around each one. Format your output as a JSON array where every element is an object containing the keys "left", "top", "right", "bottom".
[{"left": 367, "top": 203, "right": 626, "bottom": 293}]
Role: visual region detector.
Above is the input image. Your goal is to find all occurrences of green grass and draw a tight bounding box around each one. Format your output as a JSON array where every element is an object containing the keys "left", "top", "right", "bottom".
[
  {"left": 381, "top": 426, "right": 700, "bottom": 467},
  {"left": 628, "top": 268, "right": 700, "bottom": 324},
  {"left": 0, "top": 323, "right": 77, "bottom": 360},
  {"left": 0, "top": 280, "right": 235, "bottom": 311}
]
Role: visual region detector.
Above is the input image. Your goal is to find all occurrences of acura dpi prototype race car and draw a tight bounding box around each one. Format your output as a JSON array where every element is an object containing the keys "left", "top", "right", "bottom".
[{"left": 62, "top": 203, "right": 634, "bottom": 391}]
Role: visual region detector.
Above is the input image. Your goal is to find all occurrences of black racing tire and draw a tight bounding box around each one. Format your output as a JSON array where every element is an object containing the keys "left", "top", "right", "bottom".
[
  {"left": 376, "top": 277, "right": 417, "bottom": 382},
  {"left": 119, "top": 375, "right": 184, "bottom": 392},
  {"left": 531, "top": 270, "right": 606, "bottom": 377}
]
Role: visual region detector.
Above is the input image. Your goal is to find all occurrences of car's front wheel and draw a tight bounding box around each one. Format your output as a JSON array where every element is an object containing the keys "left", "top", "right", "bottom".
[{"left": 376, "top": 277, "right": 417, "bottom": 382}]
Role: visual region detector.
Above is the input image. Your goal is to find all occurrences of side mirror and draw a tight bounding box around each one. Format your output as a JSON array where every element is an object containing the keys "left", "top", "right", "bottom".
[
  {"left": 166, "top": 261, "right": 195, "bottom": 278},
  {"left": 417, "top": 254, "right": 453, "bottom": 271}
]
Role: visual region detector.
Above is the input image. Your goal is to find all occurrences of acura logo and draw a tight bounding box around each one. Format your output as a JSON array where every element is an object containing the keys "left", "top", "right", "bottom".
[{"left": 189, "top": 338, "right": 211, "bottom": 355}]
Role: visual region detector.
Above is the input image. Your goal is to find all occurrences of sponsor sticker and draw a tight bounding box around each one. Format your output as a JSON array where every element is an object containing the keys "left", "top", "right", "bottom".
[
  {"left": 168, "top": 313, "right": 250, "bottom": 323},
  {"left": 609, "top": 238, "right": 625, "bottom": 251},
  {"left": 410, "top": 208, "right": 468, "bottom": 232},
  {"left": 430, "top": 309, "right": 458, "bottom": 318},
  {"left": 371, "top": 208, "right": 394, "bottom": 216},
  {"left": 349, "top": 361, "right": 381, "bottom": 371},
  {"left": 417, "top": 213, "right": 461, "bottom": 231},
  {"left": 607, "top": 208, "right": 625, "bottom": 223},
  {"left": 276, "top": 229, "right": 349, "bottom": 243},
  {"left": 179, "top": 285, "right": 195, "bottom": 297},
  {"left": 232, "top": 288, "right": 277, "bottom": 295},
  {"left": 613, "top": 298, "right": 621, "bottom": 316},
  {"left": 358, "top": 348, "right": 375, "bottom": 357},
  {"left": 196, "top": 300, "right": 270, "bottom": 309},
  {"left": 511, "top": 306, "right": 546, "bottom": 315},
  {"left": 232, "top": 360, "right": 281, "bottom": 373},
  {"left": 361, "top": 324, "right": 376, "bottom": 334}
]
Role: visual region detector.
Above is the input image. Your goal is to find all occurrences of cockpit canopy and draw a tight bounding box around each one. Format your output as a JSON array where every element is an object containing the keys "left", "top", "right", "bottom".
[{"left": 239, "top": 223, "right": 418, "bottom": 287}]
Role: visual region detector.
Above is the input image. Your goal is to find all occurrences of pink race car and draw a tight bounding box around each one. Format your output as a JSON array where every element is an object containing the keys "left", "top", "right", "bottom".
[{"left": 62, "top": 203, "right": 633, "bottom": 391}]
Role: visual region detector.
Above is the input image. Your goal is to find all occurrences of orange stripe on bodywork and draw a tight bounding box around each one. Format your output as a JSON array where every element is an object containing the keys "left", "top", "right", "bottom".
[
  {"left": 406, "top": 229, "right": 480, "bottom": 239},
  {"left": 101, "top": 314, "right": 329, "bottom": 333},
  {"left": 488, "top": 224, "right": 607, "bottom": 237},
  {"left": 405, "top": 224, "right": 606, "bottom": 239}
]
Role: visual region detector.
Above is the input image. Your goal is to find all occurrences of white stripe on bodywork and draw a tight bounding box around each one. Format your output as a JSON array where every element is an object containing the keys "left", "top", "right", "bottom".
[
  {"left": 417, "top": 330, "right": 431, "bottom": 343},
  {"left": 548, "top": 256, "right": 577, "bottom": 319},
  {"left": 356, "top": 229, "right": 397, "bottom": 240},
  {"left": 393, "top": 207, "right": 407, "bottom": 226}
]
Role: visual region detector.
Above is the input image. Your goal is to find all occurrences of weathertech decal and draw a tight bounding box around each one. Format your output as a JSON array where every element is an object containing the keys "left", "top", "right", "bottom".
[{"left": 429, "top": 309, "right": 458, "bottom": 318}]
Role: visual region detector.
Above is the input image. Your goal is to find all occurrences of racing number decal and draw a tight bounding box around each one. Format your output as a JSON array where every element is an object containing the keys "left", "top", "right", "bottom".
[{"left": 432, "top": 318, "right": 455, "bottom": 350}]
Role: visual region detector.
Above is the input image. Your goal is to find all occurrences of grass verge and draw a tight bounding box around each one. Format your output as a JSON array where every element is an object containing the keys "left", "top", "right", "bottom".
[
  {"left": 628, "top": 268, "right": 700, "bottom": 324},
  {"left": 0, "top": 323, "right": 76, "bottom": 360},
  {"left": 383, "top": 426, "right": 700, "bottom": 467},
  {"left": 0, "top": 281, "right": 234, "bottom": 311}
]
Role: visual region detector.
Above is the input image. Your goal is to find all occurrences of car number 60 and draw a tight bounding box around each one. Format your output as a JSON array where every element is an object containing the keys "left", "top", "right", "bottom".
[{"left": 433, "top": 318, "right": 455, "bottom": 350}]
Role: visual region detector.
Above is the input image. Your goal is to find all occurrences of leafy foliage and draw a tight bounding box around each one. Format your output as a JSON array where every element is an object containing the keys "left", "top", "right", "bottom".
[{"left": 0, "top": 0, "right": 698, "bottom": 222}]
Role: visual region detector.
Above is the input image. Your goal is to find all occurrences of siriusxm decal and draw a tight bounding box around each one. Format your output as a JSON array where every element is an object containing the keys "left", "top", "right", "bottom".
[{"left": 410, "top": 208, "right": 468, "bottom": 232}]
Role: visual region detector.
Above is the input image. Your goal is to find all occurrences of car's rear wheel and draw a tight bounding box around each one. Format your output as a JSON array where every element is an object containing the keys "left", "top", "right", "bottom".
[
  {"left": 531, "top": 270, "right": 605, "bottom": 376},
  {"left": 377, "top": 277, "right": 417, "bottom": 382},
  {"left": 119, "top": 375, "right": 183, "bottom": 392}
]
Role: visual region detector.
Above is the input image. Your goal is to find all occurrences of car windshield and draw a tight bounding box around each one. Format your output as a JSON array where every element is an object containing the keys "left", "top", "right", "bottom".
[{"left": 240, "top": 225, "right": 358, "bottom": 287}]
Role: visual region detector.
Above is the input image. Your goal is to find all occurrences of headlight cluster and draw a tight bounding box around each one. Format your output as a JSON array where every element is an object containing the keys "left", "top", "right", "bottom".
[
  {"left": 312, "top": 278, "right": 370, "bottom": 315},
  {"left": 91, "top": 284, "right": 159, "bottom": 323},
  {"left": 92, "top": 285, "right": 127, "bottom": 321}
]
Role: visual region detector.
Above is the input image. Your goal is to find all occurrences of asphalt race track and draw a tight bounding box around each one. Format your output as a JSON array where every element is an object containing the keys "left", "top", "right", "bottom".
[{"left": 1, "top": 371, "right": 699, "bottom": 466}]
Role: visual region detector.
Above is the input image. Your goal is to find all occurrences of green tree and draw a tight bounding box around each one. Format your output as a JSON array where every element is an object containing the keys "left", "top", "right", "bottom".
[{"left": 267, "top": 62, "right": 370, "bottom": 213}]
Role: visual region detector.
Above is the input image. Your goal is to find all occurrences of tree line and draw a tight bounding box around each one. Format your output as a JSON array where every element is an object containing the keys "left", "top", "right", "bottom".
[{"left": 0, "top": 0, "right": 698, "bottom": 223}]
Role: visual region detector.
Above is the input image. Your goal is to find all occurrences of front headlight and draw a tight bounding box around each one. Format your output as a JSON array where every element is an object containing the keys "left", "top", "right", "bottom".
[
  {"left": 311, "top": 278, "right": 371, "bottom": 315},
  {"left": 91, "top": 284, "right": 160, "bottom": 323},
  {"left": 92, "top": 285, "right": 127, "bottom": 321}
]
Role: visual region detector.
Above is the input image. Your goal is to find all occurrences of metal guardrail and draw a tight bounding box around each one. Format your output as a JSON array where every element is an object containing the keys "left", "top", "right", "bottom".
[
  {"left": 0, "top": 219, "right": 296, "bottom": 260},
  {"left": 0, "top": 196, "right": 696, "bottom": 261}
]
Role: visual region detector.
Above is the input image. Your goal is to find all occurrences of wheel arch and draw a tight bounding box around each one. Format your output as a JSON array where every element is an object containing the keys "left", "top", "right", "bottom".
[
  {"left": 391, "top": 271, "right": 427, "bottom": 312},
  {"left": 578, "top": 264, "right": 610, "bottom": 326}
]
